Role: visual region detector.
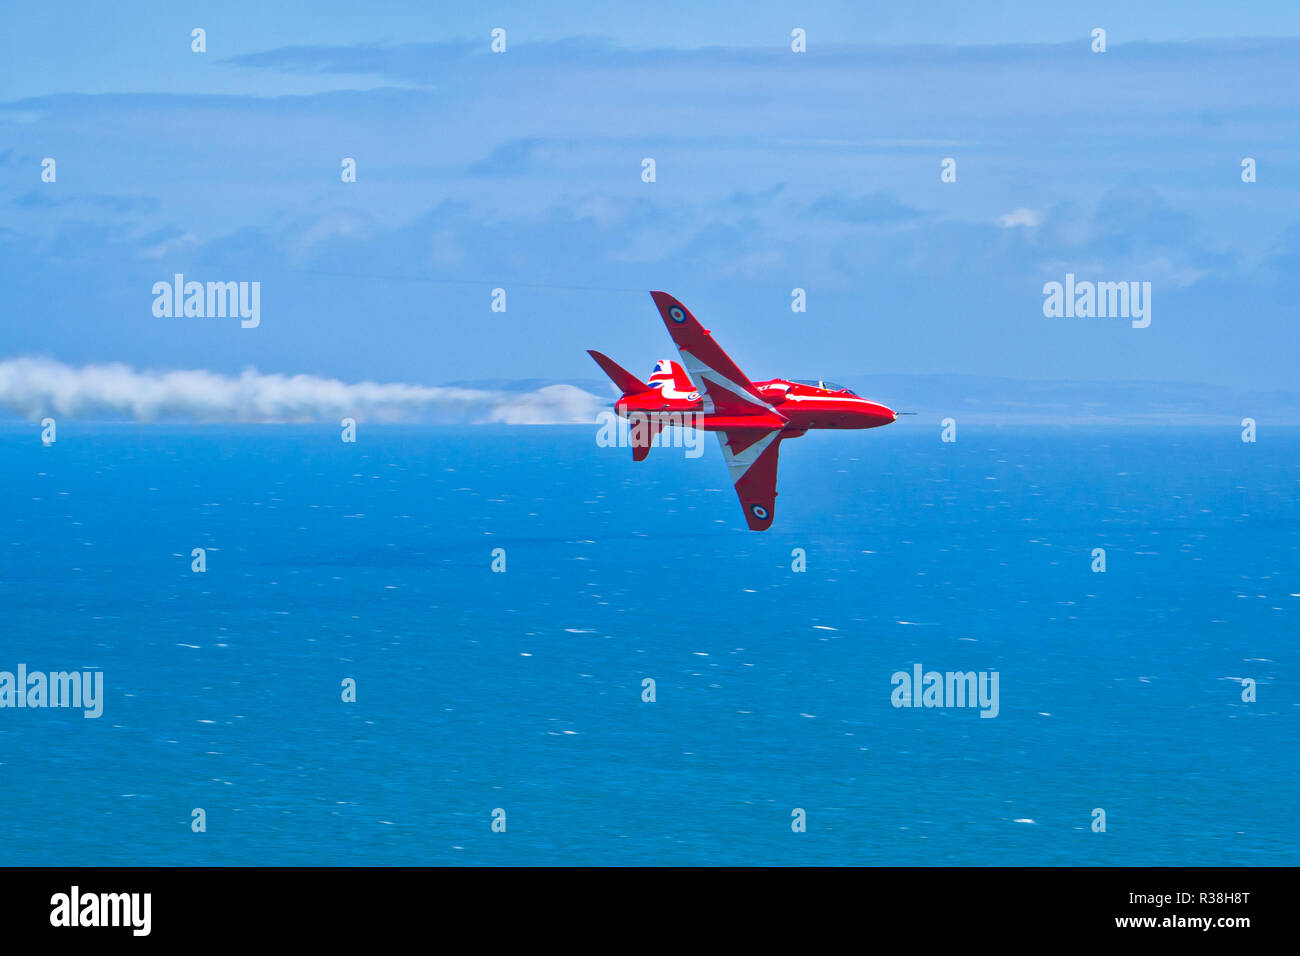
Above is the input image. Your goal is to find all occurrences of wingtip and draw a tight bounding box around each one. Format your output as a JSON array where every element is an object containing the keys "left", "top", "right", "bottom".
[{"left": 650, "top": 290, "right": 689, "bottom": 319}]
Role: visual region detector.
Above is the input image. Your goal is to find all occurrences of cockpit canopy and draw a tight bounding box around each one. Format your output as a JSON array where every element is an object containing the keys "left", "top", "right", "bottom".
[{"left": 791, "top": 379, "right": 856, "bottom": 395}]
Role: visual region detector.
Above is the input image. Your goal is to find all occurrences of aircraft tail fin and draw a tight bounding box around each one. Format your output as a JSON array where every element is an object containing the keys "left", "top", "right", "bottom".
[
  {"left": 647, "top": 359, "right": 695, "bottom": 396},
  {"left": 587, "top": 350, "right": 648, "bottom": 396}
]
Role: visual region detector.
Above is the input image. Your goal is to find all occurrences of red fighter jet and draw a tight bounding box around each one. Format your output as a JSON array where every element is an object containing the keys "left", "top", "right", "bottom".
[{"left": 588, "top": 291, "right": 896, "bottom": 531}]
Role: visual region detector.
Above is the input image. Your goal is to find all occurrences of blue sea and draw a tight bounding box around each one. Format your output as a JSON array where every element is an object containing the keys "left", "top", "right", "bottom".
[{"left": 0, "top": 423, "right": 1294, "bottom": 866}]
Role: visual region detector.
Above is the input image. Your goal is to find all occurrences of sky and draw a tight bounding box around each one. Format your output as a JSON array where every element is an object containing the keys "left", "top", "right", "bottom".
[{"left": 1, "top": 1, "right": 1298, "bottom": 413}]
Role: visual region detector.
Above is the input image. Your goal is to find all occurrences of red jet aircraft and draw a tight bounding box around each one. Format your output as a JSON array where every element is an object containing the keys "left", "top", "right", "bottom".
[{"left": 588, "top": 291, "right": 896, "bottom": 530}]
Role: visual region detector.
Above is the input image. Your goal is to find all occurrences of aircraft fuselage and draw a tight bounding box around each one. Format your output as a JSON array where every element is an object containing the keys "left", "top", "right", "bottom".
[{"left": 615, "top": 378, "right": 896, "bottom": 433}]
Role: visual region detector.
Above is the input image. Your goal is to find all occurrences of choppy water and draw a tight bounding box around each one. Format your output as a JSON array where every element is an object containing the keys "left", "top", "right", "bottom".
[{"left": 0, "top": 423, "right": 1294, "bottom": 865}]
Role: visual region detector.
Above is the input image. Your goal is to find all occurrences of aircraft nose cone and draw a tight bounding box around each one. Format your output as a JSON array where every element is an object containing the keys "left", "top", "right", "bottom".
[{"left": 862, "top": 403, "right": 896, "bottom": 426}]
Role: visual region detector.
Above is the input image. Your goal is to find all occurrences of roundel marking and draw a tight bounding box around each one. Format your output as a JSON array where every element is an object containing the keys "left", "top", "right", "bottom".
[
  {"left": 687, "top": 391, "right": 700, "bottom": 401},
  {"left": 751, "top": 504, "right": 770, "bottom": 520},
  {"left": 669, "top": 306, "right": 686, "bottom": 323}
]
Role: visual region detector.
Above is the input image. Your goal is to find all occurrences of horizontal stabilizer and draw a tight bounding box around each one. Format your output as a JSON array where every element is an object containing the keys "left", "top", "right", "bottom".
[
  {"left": 630, "top": 416, "right": 665, "bottom": 461},
  {"left": 587, "top": 350, "right": 648, "bottom": 396}
]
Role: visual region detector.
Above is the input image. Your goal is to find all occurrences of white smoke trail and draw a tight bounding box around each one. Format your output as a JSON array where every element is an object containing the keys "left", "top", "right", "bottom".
[{"left": 0, "top": 357, "right": 604, "bottom": 425}]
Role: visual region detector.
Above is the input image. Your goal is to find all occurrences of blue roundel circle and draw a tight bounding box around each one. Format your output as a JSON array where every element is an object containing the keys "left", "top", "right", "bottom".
[
  {"left": 751, "top": 504, "right": 769, "bottom": 520},
  {"left": 669, "top": 306, "right": 686, "bottom": 323}
]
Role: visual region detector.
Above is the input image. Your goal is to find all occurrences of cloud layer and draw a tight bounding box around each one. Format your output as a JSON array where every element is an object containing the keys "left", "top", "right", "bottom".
[
  {"left": 3, "top": 35, "right": 1299, "bottom": 392},
  {"left": 0, "top": 358, "right": 604, "bottom": 425}
]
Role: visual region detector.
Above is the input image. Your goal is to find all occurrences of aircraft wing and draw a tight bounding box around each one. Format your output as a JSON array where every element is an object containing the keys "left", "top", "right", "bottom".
[
  {"left": 717, "top": 428, "right": 782, "bottom": 531},
  {"left": 649, "top": 291, "right": 779, "bottom": 418}
]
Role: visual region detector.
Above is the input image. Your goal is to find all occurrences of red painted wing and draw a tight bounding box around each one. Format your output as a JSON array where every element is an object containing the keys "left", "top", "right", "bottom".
[
  {"left": 649, "top": 292, "right": 779, "bottom": 419},
  {"left": 717, "top": 428, "right": 782, "bottom": 531}
]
